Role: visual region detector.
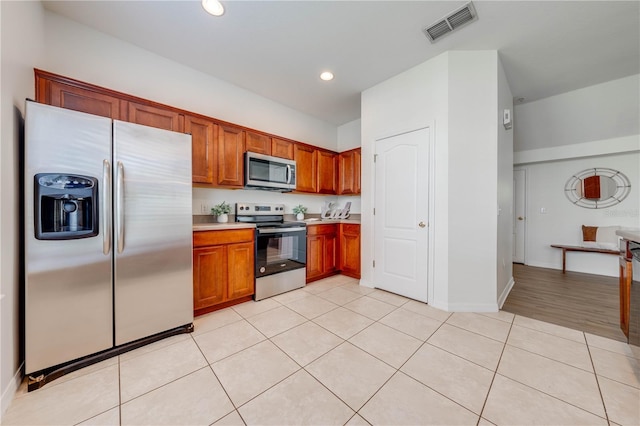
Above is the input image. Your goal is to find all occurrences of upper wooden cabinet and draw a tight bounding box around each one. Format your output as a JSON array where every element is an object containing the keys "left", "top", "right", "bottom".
[
  {"left": 37, "top": 77, "right": 127, "bottom": 120},
  {"left": 215, "top": 124, "right": 245, "bottom": 188},
  {"left": 271, "top": 138, "right": 294, "bottom": 160},
  {"left": 186, "top": 115, "right": 216, "bottom": 185},
  {"left": 338, "top": 148, "right": 361, "bottom": 195},
  {"left": 34, "top": 70, "right": 359, "bottom": 193},
  {"left": 294, "top": 144, "right": 318, "bottom": 193},
  {"left": 246, "top": 131, "right": 271, "bottom": 155},
  {"left": 128, "top": 102, "right": 184, "bottom": 132},
  {"left": 317, "top": 150, "right": 338, "bottom": 194}
]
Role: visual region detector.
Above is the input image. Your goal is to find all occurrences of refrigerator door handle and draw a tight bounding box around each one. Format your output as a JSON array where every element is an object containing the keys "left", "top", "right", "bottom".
[
  {"left": 116, "top": 161, "right": 125, "bottom": 253},
  {"left": 103, "top": 159, "right": 112, "bottom": 255}
]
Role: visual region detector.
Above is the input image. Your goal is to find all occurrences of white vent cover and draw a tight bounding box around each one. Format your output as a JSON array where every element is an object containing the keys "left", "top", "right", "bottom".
[{"left": 423, "top": 2, "right": 478, "bottom": 43}]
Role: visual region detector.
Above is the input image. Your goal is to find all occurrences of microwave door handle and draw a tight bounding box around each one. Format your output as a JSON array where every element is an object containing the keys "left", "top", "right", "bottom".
[{"left": 286, "top": 165, "right": 292, "bottom": 184}]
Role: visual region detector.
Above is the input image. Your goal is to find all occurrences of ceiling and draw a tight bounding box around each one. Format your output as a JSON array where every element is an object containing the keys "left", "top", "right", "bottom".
[{"left": 42, "top": 1, "right": 640, "bottom": 126}]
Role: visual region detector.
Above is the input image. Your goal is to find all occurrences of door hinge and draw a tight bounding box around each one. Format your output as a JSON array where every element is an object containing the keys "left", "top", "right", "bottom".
[
  {"left": 373, "top": 260, "right": 376, "bottom": 267},
  {"left": 373, "top": 207, "right": 376, "bottom": 215},
  {"left": 374, "top": 154, "right": 378, "bottom": 162}
]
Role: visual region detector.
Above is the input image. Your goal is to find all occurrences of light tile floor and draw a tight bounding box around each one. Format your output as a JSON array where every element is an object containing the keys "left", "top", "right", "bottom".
[{"left": 4, "top": 274, "right": 640, "bottom": 425}]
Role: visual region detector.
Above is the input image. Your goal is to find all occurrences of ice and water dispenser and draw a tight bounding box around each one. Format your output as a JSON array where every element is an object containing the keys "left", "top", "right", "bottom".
[{"left": 34, "top": 173, "right": 99, "bottom": 240}]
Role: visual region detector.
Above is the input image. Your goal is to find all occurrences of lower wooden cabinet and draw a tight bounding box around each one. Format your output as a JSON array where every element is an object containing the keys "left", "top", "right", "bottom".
[
  {"left": 306, "top": 224, "right": 338, "bottom": 282},
  {"left": 306, "top": 223, "right": 360, "bottom": 283},
  {"left": 339, "top": 224, "right": 361, "bottom": 279},
  {"left": 193, "top": 229, "right": 255, "bottom": 315},
  {"left": 620, "top": 256, "right": 632, "bottom": 338}
]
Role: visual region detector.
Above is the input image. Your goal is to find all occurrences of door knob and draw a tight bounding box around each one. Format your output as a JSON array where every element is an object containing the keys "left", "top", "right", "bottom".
[
  {"left": 518, "top": 216, "right": 524, "bottom": 221},
  {"left": 419, "top": 222, "right": 426, "bottom": 228}
]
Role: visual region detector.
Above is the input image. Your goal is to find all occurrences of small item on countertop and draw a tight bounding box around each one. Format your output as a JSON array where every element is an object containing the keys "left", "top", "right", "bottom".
[{"left": 321, "top": 201, "right": 350, "bottom": 220}]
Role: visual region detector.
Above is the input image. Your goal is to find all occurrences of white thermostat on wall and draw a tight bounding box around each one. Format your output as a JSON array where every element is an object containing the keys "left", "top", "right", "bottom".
[{"left": 503, "top": 109, "right": 512, "bottom": 129}]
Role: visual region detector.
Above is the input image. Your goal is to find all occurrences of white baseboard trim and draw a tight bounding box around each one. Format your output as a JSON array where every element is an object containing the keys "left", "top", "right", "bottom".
[
  {"left": 427, "top": 299, "right": 499, "bottom": 312},
  {"left": 1, "top": 363, "right": 23, "bottom": 421},
  {"left": 444, "top": 302, "right": 500, "bottom": 312},
  {"left": 498, "top": 276, "right": 516, "bottom": 309},
  {"left": 358, "top": 278, "right": 374, "bottom": 289}
]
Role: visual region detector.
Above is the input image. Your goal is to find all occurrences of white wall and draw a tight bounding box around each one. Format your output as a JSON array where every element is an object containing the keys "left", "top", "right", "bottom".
[
  {"left": 514, "top": 74, "right": 640, "bottom": 152},
  {"left": 446, "top": 51, "right": 499, "bottom": 311},
  {"left": 496, "top": 57, "right": 514, "bottom": 306},
  {"left": 361, "top": 52, "right": 449, "bottom": 304},
  {"left": 514, "top": 76, "right": 640, "bottom": 276},
  {"left": 193, "top": 188, "right": 355, "bottom": 216},
  {"left": 337, "top": 119, "right": 361, "bottom": 152},
  {"left": 362, "top": 51, "right": 507, "bottom": 312},
  {"left": 0, "top": 1, "right": 44, "bottom": 418},
  {"left": 43, "top": 11, "right": 337, "bottom": 151},
  {"left": 517, "top": 151, "right": 639, "bottom": 276}
]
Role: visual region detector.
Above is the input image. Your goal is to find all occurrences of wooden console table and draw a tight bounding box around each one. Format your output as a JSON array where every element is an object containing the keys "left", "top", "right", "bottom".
[{"left": 550, "top": 244, "right": 619, "bottom": 273}]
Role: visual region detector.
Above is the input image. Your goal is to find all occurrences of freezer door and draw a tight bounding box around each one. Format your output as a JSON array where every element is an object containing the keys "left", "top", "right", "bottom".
[
  {"left": 25, "top": 102, "right": 113, "bottom": 374},
  {"left": 113, "top": 121, "right": 193, "bottom": 345}
]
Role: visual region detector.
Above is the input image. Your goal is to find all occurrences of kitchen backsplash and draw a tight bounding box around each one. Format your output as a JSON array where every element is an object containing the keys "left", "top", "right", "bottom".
[{"left": 192, "top": 187, "right": 361, "bottom": 216}]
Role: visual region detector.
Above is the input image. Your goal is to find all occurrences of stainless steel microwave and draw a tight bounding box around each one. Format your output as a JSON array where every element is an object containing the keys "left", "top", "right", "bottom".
[{"left": 245, "top": 151, "right": 297, "bottom": 192}]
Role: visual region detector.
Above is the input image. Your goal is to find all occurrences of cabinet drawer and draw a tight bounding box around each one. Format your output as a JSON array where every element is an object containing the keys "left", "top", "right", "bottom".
[
  {"left": 193, "top": 229, "right": 254, "bottom": 247},
  {"left": 340, "top": 224, "right": 360, "bottom": 235},
  {"left": 307, "top": 223, "right": 338, "bottom": 236}
]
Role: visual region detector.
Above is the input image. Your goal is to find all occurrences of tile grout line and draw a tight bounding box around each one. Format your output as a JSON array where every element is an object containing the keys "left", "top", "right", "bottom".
[
  {"left": 484, "top": 320, "right": 611, "bottom": 421},
  {"left": 584, "top": 332, "right": 612, "bottom": 425},
  {"left": 118, "top": 355, "right": 122, "bottom": 426},
  {"left": 476, "top": 314, "right": 514, "bottom": 424},
  {"left": 344, "top": 311, "right": 455, "bottom": 422}
]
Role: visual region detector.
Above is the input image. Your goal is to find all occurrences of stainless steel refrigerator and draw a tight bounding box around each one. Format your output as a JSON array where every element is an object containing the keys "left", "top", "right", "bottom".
[{"left": 25, "top": 102, "right": 193, "bottom": 378}]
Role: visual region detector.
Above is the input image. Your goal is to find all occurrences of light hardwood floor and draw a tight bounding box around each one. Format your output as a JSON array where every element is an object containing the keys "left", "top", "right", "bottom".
[{"left": 503, "top": 263, "right": 627, "bottom": 342}]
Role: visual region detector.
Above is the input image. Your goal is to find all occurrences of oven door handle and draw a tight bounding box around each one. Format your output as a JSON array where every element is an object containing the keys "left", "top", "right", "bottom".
[{"left": 258, "top": 227, "right": 306, "bottom": 234}]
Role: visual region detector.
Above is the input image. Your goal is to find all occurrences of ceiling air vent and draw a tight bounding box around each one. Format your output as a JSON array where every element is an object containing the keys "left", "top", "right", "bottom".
[{"left": 423, "top": 2, "right": 478, "bottom": 43}]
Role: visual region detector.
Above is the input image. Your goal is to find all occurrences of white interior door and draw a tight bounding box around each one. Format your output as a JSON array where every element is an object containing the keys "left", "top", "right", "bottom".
[
  {"left": 513, "top": 168, "right": 526, "bottom": 263},
  {"left": 374, "top": 128, "right": 429, "bottom": 302}
]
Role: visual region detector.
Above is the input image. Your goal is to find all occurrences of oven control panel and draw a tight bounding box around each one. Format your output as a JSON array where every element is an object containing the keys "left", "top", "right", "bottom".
[{"left": 236, "top": 202, "right": 286, "bottom": 216}]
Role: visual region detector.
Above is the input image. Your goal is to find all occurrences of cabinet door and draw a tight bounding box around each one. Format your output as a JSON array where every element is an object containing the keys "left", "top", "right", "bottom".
[
  {"left": 340, "top": 224, "right": 361, "bottom": 278},
  {"left": 228, "top": 242, "right": 255, "bottom": 300},
  {"left": 246, "top": 131, "right": 271, "bottom": 155},
  {"left": 47, "top": 80, "right": 127, "bottom": 120},
  {"left": 128, "top": 102, "right": 184, "bottom": 132},
  {"left": 186, "top": 116, "right": 215, "bottom": 184},
  {"left": 620, "top": 258, "right": 632, "bottom": 338},
  {"left": 294, "top": 144, "right": 317, "bottom": 192},
  {"left": 215, "top": 125, "right": 245, "bottom": 187},
  {"left": 338, "top": 148, "right": 361, "bottom": 195},
  {"left": 324, "top": 232, "right": 339, "bottom": 274},
  {"left": 271, "top": 138, "right": 294, "bottom": 159},
  {"left": 306, "top": 235, "right": 325, "bottom": 280},
  {"left": 193, "top": 246, "right": 226, "bottom": 310},
  {"left": 317, "top": 150, "right": 338, "bottom": 194}
]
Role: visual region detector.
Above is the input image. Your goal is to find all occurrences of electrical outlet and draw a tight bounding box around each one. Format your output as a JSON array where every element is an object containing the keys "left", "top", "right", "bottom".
[{"left": 200, "top": 203, "right": 208, "bottom": 214}]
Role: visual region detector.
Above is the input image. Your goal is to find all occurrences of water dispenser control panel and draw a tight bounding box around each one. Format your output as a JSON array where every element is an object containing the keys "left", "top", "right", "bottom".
[{"left": 34, "top": 173, "right": 99, "bottom": 240}]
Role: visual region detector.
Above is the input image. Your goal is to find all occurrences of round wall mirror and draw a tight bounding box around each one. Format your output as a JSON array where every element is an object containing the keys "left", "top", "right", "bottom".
[{"left": 564, "top": 168, "right": 631, "bottom": 208}]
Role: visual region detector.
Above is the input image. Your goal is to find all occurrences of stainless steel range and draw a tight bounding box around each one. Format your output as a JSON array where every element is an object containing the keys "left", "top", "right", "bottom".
[{"left": 236, "top": 203, "right": 307, "bottom": 300}]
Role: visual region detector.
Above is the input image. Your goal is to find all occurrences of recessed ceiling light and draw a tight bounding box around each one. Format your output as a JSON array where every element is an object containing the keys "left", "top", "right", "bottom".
[
  {"left": 320, "top": 71, "right": 334, "bottom": 81},
  {"left": 202, "top": 0, "right": 224, "bottom": 16}
]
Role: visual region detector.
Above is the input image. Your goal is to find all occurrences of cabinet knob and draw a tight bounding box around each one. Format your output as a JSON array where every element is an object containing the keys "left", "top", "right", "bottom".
[
  {"left": 518, "top": 216, "right": 524, "bottom": 221},
  {"left": 419, "top": 222, "right": 426, "bottom": 228}
]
